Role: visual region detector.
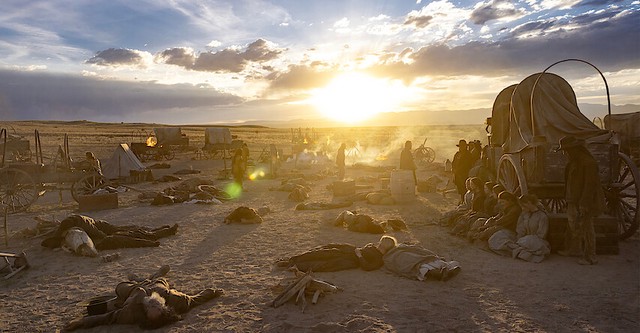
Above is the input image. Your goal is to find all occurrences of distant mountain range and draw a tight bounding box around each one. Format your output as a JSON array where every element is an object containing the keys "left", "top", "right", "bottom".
[{"left": 237, "top": 103, "right": 639, "bottom": 128}]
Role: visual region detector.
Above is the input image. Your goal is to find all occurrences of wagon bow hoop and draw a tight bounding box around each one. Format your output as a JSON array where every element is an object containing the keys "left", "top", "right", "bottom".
[{"left": 530, "top": 58, "right": 612, "bottom": 137}]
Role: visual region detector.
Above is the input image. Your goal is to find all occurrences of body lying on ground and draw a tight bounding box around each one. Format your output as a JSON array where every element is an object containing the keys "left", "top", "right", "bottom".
[
  {"left": 383, "top": 242, "right": 461, "bottom": 281},
  {"left": 63, "top": 266, "right": 223, "bottom": 331},
  {"left": 42, "top": 214, "right": 178, "bottom": 252},
  {"left": 277, "top": 236, "right": 397, "bottom": 272}
]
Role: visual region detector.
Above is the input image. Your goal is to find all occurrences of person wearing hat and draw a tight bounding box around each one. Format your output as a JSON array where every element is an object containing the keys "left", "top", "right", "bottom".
[
  {"left": 452, "top": 139, "right": 474, "bottom": 204},
  {"left": 556, "top": 135, "right": 605, "bottom": 265}
]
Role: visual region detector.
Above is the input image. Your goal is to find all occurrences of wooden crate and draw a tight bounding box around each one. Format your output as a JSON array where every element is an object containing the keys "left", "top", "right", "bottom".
[
  {"left": 78, "top": 193, "right": 118, "bottom": 211},
  {"left": 547, "top": 214, "right": 619, "bottom": 255}
]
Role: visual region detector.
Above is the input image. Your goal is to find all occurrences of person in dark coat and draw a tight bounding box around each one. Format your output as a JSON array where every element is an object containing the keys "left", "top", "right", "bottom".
[
  {"left": 231, "top": 148, "right": 246, "bottom": 189},
  {"left": 336, "top": 143, "right": 346, "bottom": 180},
  {"left": 41, "top": 214, "right": 178, "bottom": 250},
  {"left": 452, "top": 139, "right": 474, "bottom": 203},
  {"left": 399, "top": 140, "right": 417, "bottom": 184},
  {"left": 556, "top": 136, "right": 606, "bottom": 265},
  {"left": 276, "top": 236, "right": 397, "bottom": 272},
  {"left": 63, "top": 266, "right": 223, "bottom": 331}
]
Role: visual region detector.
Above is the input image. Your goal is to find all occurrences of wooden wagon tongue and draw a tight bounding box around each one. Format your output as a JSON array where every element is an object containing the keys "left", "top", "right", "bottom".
[{"left": 0, "top": 251, "right": 29, "bottom": 279}]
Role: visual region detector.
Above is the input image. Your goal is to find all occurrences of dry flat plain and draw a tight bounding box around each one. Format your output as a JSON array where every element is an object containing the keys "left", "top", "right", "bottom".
[{"left": 0, "top": 121, "right": 638, "bottom": 333}]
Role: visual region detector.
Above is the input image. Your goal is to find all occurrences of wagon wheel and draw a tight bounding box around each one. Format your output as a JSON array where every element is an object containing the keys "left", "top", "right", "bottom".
[
  {"left": 71, "top": 174, "right": 108, "bottom": 202},
  {"left": 414, "top": 147, "right": 436, "bottom": 165},
  {"left": 497, "top": 155, "right": 528, "bottom": 197},
  {"left": 0, "top": 168, "right": 38, "bottom": 213},
  {"left": 540, "top": 198, "right": 567, "bottom": 214},
  {"left": 604, "top": 152, "right": 639, "bottom": 240},
  {"left": 163, "top": 149, "right": 175, "bottom": 161}
]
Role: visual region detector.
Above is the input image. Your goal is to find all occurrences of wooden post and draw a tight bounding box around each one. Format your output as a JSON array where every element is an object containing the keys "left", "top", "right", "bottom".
[{"left": 3, "top": 206, "right": 8, "bottom": 247}]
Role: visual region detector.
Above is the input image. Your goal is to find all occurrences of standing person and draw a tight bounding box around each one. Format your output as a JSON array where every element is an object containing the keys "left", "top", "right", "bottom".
[
  {"left": 452, "top": 139, "right": 474, "bottom": 204},
  {"left": 399, "top": 140, "right": 417, "bottom": 185},
  {"left": 231, "top": 148, "right": 245, "bottom": 190},
  {"left": 556, "top": 136, "right": 605, "bottom": 265},
  {"left": 241, "top": 143, "right": 250, "bottom": 176},
  {"left": 336, "top": 143, "right": 346, "bottom": 180}
]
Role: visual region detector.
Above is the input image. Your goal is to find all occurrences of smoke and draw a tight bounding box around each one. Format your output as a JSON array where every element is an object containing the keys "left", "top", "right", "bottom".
[{"left": 297, "top": 125, "right": 488, "bottom": 166}]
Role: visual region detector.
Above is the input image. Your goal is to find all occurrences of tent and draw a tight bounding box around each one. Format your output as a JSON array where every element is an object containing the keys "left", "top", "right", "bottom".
[{"left": 102, "top": 144, "right": 148, "bottom": 180}]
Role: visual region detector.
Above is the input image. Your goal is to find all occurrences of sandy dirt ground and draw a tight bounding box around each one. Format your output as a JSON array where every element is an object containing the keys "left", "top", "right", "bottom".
[{"left": 0, "top": 124, "right": 638, "bottom": 333}]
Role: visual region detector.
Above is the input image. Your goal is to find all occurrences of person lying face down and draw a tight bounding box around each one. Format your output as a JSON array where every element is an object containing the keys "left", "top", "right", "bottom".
[
  {"left": 63, "top": 265, "right": 223, "bottom": 331},
  {"left": 276, "top": 235, "right": 398, "bottom": 272}
]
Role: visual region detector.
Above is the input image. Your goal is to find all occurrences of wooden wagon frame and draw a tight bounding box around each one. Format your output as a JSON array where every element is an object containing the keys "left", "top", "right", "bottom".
[
  {"left": 485, "top": 59, "right": 639, "bottom": 244},
  {"left": 0, "top": 129, "right": 108, "bottom": 214}
]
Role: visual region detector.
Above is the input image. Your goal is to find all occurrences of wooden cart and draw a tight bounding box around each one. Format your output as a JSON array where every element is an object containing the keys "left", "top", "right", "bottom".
[
  {"left": 0, "top": 129, "right": 108, "bottom": 214},
  {"left": 485, "top": 59, "right": 639, "bottom": 248}
]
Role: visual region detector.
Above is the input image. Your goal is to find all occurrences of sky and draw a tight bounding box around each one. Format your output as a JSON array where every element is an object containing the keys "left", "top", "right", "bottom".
[{"left": 0, "top": 0, "right": 638, "bottom": 125}]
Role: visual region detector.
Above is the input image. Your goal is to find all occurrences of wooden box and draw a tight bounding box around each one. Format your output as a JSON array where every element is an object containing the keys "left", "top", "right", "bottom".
[
  {"left": 78, "top": 193, "right": 118, "bottom": 212},
  {"left": 333, "top": 180, "right": 355, "bottom": 196}
]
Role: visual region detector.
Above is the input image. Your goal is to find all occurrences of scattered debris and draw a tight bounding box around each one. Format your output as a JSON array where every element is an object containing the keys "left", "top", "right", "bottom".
[
  {"left": 272, "top": 270, "right": 341, "bottom": 312},
  {"left": 0, "top": 251, "right": 29, "bottom": 279}
]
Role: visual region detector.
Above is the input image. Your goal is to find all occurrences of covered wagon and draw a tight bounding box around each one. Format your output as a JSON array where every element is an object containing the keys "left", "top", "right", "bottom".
[{"left": 485, "top": 59, "right": 639, "bottom": 251}]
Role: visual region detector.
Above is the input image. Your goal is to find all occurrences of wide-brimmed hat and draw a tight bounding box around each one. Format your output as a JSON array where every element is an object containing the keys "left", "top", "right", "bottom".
[
  {"left": 456, "top": 139, "right": 467, "bottom": 147},
  {"left": 555, "top": 136, "right": 584, "bottom": 151}
]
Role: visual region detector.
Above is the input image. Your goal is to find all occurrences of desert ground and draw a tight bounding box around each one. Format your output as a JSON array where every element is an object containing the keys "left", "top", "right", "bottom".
[{"left": 0, "top": 121, "right": 638, "bottom": 333}]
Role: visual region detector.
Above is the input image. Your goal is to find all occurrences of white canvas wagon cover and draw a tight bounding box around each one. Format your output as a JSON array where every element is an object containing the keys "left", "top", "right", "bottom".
[
  {"left": 205, "top": 127, "right": 232, "bottom": 145},
  {"left": 499, "top": 72, "right": 609, "bottom": 153},
  {"left": 154, "top": 127, "right": 183, "bottom": 145}
]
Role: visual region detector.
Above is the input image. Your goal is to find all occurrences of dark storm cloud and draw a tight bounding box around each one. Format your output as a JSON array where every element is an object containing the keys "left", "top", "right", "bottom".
[
  {"left": 577, "top": 0, "right": 624, "bottom": 6},
  {"left": 265, "top": 64, "right": 335, "bottom": 91},
  {"left": 155, "top": 48, "right": 196, "bottom": 67},
  {"left": 370, "top": 9, "right": 639, "bottom": 79},
  {"left": 86, "top": 48, "right": 146, "bottom": 67},
  {"left": 156, "top": 38, "right": 284, "bottom": 73},
  {"left": 470, "top": 0, "right": 525, "bottom": 25},
  {"left": 404, "top": 15, "right": 433, "bottom": 28},
  {"left": 0, "top": 70, "right": 242, "bottom": 121}
]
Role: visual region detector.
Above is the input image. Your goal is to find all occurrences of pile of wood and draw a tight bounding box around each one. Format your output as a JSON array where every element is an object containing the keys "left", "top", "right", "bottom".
[{"left": 272, "top": 271, "right": 341, "bottom": 312}]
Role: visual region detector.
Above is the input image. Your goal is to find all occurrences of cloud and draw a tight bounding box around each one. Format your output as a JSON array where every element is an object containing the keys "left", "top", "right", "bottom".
[
  {"left": 0, "top": 70, "right": 243, "bottom": 122},
  {"left": 86, "top": 48, "right": 151, "bottom": 68},
  {"left": 156, "top": 39, "right": 283, "bottom": 73},
  {"left": 265, "top": 63, "right": 336, "bottom": 91},
  {"left": 369, "top": 8, "right": 639, "bottom": 79},
  {"left": 155, "top": 47, "right": 196, "bottom": 68},
  {"left": 576, "top": 0, "right": 625, "bottom": 5},
  {"left": 470, "top": 0, "right": 527, "bottom": 25},
  {"left": 404, "top": 14, "right": 434, "bottom": 28}
]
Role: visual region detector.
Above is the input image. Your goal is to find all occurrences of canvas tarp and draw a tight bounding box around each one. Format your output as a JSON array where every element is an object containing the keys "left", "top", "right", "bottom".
[
  {"left": 205, "top": 128, "right": 232, "bottom": 145},
  {"left": 102, "top": 144, "right": 147, "bottom": 179},
  {"left": 604, "top": 111, "right": 640, "bottom": 138},
  {"left": 154, "top": 127, "right": 183, "bottom": 145},
  {"left": 503, "top": 72, "right": 609, "bottom": 153},
  {"left": 490, "top": 84, "right": 517, "bottom": 147}
]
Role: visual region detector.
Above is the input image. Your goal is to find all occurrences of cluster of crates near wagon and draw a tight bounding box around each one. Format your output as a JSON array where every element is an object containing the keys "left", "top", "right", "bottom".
[{"left": 485, "top": 59, "right": 639, "bottom": 254}]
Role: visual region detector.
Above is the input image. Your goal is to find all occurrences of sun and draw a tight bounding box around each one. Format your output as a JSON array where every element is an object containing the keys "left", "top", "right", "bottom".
[{"left": 310, "top": 73, "right": 405, "bottom": 123}]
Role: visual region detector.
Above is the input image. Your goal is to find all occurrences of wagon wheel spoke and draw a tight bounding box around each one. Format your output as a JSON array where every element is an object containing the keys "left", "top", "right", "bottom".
[
  {"left": 71, "top": 174, "right": 108, "bottom": 202},
  {"left": 0, "top": 168, "right": 37, "bottom": 214},
  {"left": 607, "top": 153, "right": 640, "bottom": 240}
]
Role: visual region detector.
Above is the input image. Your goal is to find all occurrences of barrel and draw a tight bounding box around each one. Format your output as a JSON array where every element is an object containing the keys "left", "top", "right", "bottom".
[{"left": 390, "top": 170, "right": 415, "bottom": 203}]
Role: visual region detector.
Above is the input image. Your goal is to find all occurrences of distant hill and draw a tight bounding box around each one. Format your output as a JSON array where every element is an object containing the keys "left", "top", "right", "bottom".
[{"left": 238, "top": 103, "right": 639, "bottom": 128}]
